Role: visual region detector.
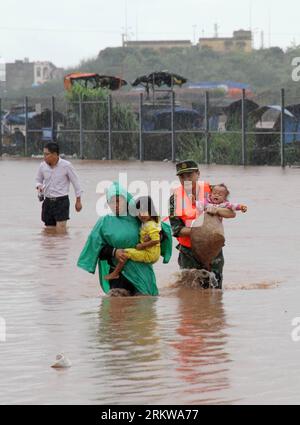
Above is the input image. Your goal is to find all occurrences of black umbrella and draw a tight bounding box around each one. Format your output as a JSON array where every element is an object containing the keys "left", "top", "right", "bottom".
[
  {"left": 132, "top": 75, "right": 150, "bottom": 87},
  {"left": 132, "top": 71, "right": 187, "bottom": 88}
]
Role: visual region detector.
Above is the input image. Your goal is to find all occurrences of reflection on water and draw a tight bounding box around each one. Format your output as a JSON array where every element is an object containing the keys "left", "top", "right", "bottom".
[
  {"left": 85, "top": 293, "right": 231, "bottom": 405},
  {"left": 98, "top": 297, "right": 159, "bottom": 356},
  {"left": 1, "top": 159, "right": 300, "bottom": 404},
  {"left": 170, "top": 289, "right": 232, "bottom": 404},
  {"left": 92, "top": 297, "right": 162, "bottom": 404}
]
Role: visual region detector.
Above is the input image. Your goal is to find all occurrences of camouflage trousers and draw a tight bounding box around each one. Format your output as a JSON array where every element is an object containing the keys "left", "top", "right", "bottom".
[{"left": 177, "top": 246, "right": 224, "bottom": 289}]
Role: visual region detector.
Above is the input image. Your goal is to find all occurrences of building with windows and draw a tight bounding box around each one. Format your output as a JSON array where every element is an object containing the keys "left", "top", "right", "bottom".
[
  {"left": 123, "top": 40, "right": 192, "bottom": 50},
  {"left": 5, "top": 59, "right": 63, "bottom": 91},
  {"left": 34, "top": 61, "right": 57, "bottom": 85},
  {"left": 199, "top": 30, "right": 252, "bottom": 53}
]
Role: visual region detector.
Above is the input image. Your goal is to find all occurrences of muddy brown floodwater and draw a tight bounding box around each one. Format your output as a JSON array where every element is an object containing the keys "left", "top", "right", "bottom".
[{"left": 0, "top": 158, "right": 300, "bottom": 405}]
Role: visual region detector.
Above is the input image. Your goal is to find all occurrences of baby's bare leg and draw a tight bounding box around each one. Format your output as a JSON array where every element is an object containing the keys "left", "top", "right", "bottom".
[{"left": 104, "top": 259, "right": 127, "bottom": 281}]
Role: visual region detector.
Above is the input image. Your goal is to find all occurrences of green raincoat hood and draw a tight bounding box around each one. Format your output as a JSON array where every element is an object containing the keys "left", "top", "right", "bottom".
[{"left": 105, "top": 181, "right": 135, "bottom": 210}]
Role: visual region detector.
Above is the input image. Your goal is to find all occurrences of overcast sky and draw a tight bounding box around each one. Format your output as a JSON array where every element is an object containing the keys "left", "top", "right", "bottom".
[{"left": 0, "top": 0, "right": 299, "bottom": 68}]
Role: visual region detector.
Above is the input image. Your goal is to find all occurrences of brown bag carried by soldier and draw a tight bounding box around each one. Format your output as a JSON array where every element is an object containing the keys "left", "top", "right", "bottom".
[{"left": 191, "top": 213, "right": 225, "bottom": 270}]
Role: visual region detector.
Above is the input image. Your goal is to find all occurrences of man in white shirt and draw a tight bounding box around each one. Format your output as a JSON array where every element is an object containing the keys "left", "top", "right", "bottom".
[{"left": 36, "top": 142, "right": 82, "bottom": 233}]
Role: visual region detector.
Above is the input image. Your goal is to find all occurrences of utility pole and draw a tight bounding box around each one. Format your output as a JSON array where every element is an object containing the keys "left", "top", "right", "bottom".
[
  {"left": 261, "top": 30, "right": 264, "bottom": 49},
  {"left": 249, "top": 0, "right": 252, "bottom": 31},
  {"left": 136, "top": 13, "right": 138, "bottom": 40},
  {"left": 214, "top": 23, "right": 219, "bottom": 38},
  {"left": 268, "top": 9, "right": 271, "bottom": 47},
  {"left": 193, "top": 25, "right": 197, "bottom": 45},
  {"left": 122, "top": 32, "right": 126, "bottom": 47},
  {"left": 124, "top": 0, "right": 129, "bottom": 44}
]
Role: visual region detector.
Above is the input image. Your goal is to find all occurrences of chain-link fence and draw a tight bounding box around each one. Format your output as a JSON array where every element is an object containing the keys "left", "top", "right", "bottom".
[{"left": 1, "top": 88, "right": 300, "bottom": 166}]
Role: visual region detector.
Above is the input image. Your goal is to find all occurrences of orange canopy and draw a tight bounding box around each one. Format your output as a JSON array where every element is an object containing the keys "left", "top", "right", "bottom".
[{"left": 64, "top": 73, "right": 100, "bottom": 91}]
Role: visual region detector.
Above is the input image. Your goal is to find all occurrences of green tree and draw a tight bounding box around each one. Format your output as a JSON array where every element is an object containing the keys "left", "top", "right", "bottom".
[{"left": 61, "top": 84, "right": 138, "bottom": 159}]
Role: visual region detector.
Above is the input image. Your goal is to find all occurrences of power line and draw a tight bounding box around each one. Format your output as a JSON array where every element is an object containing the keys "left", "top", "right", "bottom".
[
  {"left": 0, "top": 26, "right": 120, "bottom": 34},
  {"left": 0, "top": 26, "right": 195, "bottom": 36}
]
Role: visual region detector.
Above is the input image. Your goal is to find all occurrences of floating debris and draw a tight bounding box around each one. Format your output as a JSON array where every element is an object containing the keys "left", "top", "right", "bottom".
[{"left": 51, "top": 353, "right": 72, "bottom": 369}]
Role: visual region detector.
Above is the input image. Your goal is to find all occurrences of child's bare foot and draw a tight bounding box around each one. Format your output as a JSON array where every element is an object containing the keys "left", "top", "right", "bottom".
[{"left": 104, "top": 273, "right": 120, "bottom": 281}]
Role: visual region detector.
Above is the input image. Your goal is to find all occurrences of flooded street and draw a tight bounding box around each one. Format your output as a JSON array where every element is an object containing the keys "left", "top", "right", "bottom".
[{"left": 1, "top": 158, "right": 300, "bottom": 405}]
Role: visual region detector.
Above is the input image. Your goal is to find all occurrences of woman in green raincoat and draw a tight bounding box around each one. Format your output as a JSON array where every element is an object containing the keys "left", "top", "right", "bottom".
[{"left": 77, "top": 182, "right": 172, "bottom": 296}]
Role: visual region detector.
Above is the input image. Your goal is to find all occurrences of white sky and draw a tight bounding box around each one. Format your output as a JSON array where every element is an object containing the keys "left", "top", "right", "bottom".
[{"left": 0, "top": 0, "right": 299, "bottom": 68}]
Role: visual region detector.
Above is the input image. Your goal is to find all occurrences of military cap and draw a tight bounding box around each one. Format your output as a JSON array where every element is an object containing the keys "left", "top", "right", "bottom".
[{"left": 176, "top": 159, "right": 199, "bottom": 176}]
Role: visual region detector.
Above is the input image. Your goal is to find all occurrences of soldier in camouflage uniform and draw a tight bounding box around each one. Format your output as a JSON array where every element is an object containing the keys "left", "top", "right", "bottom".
[{"left": 169, "top": 160, "right": 235, "bottom": 289}]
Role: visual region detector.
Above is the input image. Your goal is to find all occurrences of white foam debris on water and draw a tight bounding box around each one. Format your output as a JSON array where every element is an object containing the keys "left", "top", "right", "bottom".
[{"left": 51, "top": 353, "right": 72, "bottom": 369}]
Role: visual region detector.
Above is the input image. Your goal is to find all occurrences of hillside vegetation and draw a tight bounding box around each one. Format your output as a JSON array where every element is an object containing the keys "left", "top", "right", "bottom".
[{"left": 3, "top": 45, "right": 300, "bottom": 102}]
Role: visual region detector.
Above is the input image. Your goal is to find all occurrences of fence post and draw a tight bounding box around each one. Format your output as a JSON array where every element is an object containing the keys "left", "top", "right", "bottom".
[
  {"left": 107, "top": 95, "right": 112, "bottom": 160},
  {"left": 241, "top": 88, "right": 247, "bottom": 166},
  {"left": 171, "top": 90, "right": 175, "bottom": 162},
  {"left": 280, "top": 88, "right": 286, "bottom": 168},
  {"left": 139, "top": 93, "right": 144, "bottom": 161},
  {"left": 79, "top": 97, "right": 84, "bottom": 159},
  {"left": 51, "top": 96, "right": 55, "bottom": 141},
  {"left": 0, "top": 98, "right": 2, "bottom": 157},
  {"left": 152, "top": 73, "right": 155, "bottom": 105},
  {"left": 205, "top": 91, "right": 210, "bottom": 164},
  {"left": 24, "top": 96, "right": 28, "bottom": 157}
]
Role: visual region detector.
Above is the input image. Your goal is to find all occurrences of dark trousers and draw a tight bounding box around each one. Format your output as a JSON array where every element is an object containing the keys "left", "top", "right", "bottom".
[
  {"left": 108, "top": 268, "right": 140, "bottom": 295},
  {"left": 178, "top": 248, "right": 224, "bottom": 289}
]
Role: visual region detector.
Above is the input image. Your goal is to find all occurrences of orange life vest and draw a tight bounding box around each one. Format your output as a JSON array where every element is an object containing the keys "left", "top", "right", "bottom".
[{"left": 174, "top": 181, "right": 211, "bottom": 248}]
